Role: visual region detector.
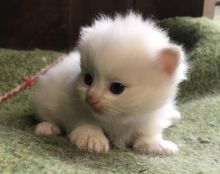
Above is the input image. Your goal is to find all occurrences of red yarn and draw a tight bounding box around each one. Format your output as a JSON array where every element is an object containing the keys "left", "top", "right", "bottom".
[
  {"left": 23, "top": 77, "right": 34, "bottom": 86},
  {"left": 0, "top": 54, "right": 67, "bottom": 105}
]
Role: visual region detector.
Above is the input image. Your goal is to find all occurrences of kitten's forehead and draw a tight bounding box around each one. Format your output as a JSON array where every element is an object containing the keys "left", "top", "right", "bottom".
[
  {"left": 81, "top": 40, "right": 154, "bottom": 84},
  {"left": 85, "top": 36, "right": 150, "bottom": 64}
]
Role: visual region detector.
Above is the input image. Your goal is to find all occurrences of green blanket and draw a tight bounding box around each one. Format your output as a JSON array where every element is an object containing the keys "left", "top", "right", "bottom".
[{"left": 0, "top": 17, "right": 220, "bottom": 174}]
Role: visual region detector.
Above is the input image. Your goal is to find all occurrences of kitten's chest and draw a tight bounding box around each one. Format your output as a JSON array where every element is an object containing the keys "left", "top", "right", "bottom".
[{"left": 100, "top": 119, "right": 143, "bottom": 148}]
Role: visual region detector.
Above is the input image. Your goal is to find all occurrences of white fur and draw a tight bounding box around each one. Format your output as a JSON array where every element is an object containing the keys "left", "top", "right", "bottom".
[
  {"left": 33, "top": 13, "right": 188, "bottom": 155},
  {"left": 35, "top": 122, "right": 61, "bottom": 136}
]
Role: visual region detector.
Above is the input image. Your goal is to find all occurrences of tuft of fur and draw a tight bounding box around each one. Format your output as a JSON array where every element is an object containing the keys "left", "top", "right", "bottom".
[{"left": 33, "top": 12, "right": 188, "bottom": 155}]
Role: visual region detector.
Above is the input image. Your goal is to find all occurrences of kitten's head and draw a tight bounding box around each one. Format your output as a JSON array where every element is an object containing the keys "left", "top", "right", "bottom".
[{"left": 76, "top": 13, "right": 187, "bottom": 120}]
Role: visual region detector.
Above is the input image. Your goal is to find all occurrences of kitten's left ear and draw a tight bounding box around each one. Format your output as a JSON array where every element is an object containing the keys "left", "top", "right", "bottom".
[{"left": 157, "top": 45, "right": 184, "bottom": 76}]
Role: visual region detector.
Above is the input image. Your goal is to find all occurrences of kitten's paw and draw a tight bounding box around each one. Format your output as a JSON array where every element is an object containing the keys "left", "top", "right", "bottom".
[
  {"left": 35, "top": 122, "right": 61, "bottom": 136},
  {"left": 69, "top": 125, "right": 109, "bottom": 154},
  {"left": 134, "top": 139, "right": 178, "bottom": 156}
]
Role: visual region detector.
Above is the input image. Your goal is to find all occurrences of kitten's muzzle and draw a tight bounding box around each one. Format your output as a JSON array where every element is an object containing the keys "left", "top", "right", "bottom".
[{"left": 86, "top": 95, "right": 102, "bottom": 112}]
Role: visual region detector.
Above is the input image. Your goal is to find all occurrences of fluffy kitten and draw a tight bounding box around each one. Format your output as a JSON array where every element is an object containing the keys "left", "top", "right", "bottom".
[{"left": 33, "top": 13, "right": 188, "bottom": 155}]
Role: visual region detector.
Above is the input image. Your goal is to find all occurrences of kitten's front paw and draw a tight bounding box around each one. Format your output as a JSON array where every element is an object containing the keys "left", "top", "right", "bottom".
[
  {"left": 134, "top": 139, "right": 178, "bottom": 156},
  {"left": 69, "top": 125, "right": 109, "bottom": 154},
  {"left": 35, "top": 122, "right": 61, "bottom": 136}
]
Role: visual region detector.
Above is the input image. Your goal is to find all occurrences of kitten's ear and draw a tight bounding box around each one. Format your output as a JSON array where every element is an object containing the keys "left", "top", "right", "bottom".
[{"left": 157, "top": 45, "right": 184, "bottom": 76}]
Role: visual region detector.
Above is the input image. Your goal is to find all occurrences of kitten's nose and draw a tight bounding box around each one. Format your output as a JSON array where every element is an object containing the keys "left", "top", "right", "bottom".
[
  {"left": 86, "top": 95, "right": 102, "bottom": 112},
  {"left": 86, "top": 95, "right": 100, "bottom": 106}
]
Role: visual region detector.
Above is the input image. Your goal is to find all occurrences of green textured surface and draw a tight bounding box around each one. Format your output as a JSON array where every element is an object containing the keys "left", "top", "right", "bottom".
[{"left": 0, "top": 17, "right": 220, "bottom": 173}]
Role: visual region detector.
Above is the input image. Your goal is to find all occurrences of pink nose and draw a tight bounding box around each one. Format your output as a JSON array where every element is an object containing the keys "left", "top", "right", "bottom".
[
  {"left": 86, "top": 95, "right": 100, "bottom": 106},
  {"left": 86, "top": 95, "right": 102, "bottom": 112}
]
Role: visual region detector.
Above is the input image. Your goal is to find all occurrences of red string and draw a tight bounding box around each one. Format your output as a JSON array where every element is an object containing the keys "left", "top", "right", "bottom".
[
  {"left": 23, "top": 77, "right": 34, "bottom": 86},
  {"left": 0, "top": 77, "right": 36, "bottom": 105},
  {"left": 0, "top": 54, "right": 66, "bottom": 105}
]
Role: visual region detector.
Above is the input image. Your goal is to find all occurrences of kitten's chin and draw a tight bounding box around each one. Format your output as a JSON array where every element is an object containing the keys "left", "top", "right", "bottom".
[
  {"left": 86, "top": 104, "right": 106, "bottom": 117},
  {"left": 90, "top": 110, "right": 108, "bottom": 120},
  {"left": 89, "top": 107, "right": 116, "bottom": 120},
  {"left": 90, "top": 107, "right": 104, "bottom": 114}
]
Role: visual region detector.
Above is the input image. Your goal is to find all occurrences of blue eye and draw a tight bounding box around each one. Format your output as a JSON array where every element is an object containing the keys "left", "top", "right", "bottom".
[
  {"left": 84, "top": 73, "right": 93, "bottom": 86},
  {"left": 110, "top": 82, "right": 125, "bottom": 95}
]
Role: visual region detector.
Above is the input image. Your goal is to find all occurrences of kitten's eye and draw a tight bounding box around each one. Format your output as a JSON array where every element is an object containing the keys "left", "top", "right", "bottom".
[
  {"left": 110, "top": 82, "right": 125, "bottom": 95},
  {"left": 84, "top": 73, "right": 93, "bottom": 86}
]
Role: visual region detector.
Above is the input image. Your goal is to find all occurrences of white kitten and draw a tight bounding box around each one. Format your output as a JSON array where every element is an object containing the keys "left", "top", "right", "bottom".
[{"left": 33, "top": 12, "right": 188, "bottom": 155}]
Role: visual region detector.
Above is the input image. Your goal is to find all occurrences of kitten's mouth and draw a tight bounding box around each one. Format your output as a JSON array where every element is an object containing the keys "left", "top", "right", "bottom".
[
  {"left": 88, "top": 104, "right": 103, "bottom": 114},
  {"left": 91, "top": 107, "right": 103, "bottom": 114},
  {"left": 85, "top": 98, "right": 104, "bottom": 114}
]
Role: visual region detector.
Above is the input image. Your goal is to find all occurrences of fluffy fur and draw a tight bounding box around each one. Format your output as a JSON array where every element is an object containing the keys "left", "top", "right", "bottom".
[{"left": 33, "top": 12, "right": 188, "bottom": 155}]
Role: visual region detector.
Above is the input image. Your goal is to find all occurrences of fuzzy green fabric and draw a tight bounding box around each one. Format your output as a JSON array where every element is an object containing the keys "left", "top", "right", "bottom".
[{"left": 0, "top": 17, "right": 220, "bottom": 174}]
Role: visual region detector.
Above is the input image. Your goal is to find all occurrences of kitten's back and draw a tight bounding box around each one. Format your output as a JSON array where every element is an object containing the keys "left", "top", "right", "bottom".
[{"left": 32, "top": 51, "right": 81, "bottom": 122}]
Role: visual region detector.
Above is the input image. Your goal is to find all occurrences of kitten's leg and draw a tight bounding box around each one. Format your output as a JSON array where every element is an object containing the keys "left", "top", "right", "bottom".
[
  {"left": 133, "top": 133, "right": 178, "bottom": 156},
  {"left": 133, "top": 111, "right": 178, "bottom": 156},
  {"left": 69, "top": 124, "right": 109, "bottom": 153},
  {"left": 35, "top": 121, "right": 61, "bottom": 136},
  {"left": 162, "top": 102, "right": 181, "bottom": 126}
]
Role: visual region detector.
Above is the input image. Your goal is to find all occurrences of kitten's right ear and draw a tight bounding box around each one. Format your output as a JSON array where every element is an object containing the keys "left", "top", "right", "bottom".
[{"left": 157, "top": 45, "right": 185, "bottom": 76}]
